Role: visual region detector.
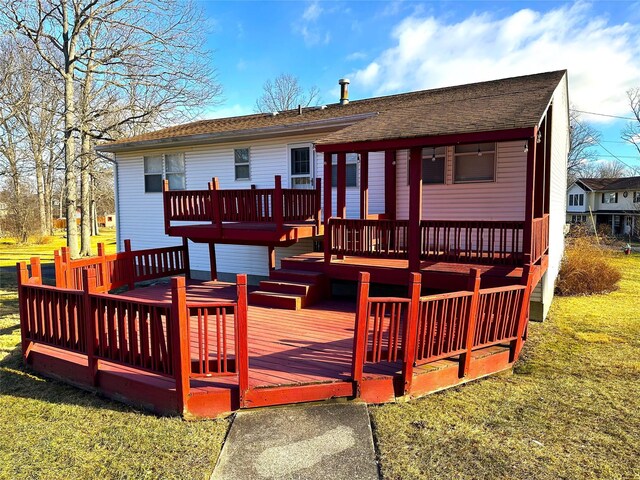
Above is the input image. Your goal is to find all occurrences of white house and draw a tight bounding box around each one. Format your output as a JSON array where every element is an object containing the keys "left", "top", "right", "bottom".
[
  {"left": 97, "top": 70, "right": 570, "bottom": 320},
  {"left": 567, "top": 177, "right": 640, "bottom": 236}
]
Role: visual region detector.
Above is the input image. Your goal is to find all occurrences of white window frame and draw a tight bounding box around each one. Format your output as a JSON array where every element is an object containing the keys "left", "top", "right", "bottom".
[
  {"left": 634, "top": 192, "right": 640, "bottom": 203},
  {"left": 288, "top": 143, "right": 314, "bottom": 189},
  {"left": 143, "top": 153, "right": 185, "bottom": 193},
  {"left": 234, "top": 148, "right": 251, "bottom": 181},
  {"left": 453, "top": 142, "right": 496, "bottom": 183}
]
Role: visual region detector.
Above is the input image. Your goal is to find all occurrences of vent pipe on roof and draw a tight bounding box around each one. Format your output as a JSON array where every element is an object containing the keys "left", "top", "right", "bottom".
[{"left": 339, "top": 78, "right": 350, "bottom": 105}]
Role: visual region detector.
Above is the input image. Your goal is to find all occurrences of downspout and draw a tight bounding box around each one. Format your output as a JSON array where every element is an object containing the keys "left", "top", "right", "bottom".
[{"left": 96, "top": 151, "right": 121, "bottom": 252}]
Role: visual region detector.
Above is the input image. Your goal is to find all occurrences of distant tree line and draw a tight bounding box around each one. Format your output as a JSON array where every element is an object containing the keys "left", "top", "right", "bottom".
[{"left": 0, "top": 0, "right": 221, "bottom": 255}]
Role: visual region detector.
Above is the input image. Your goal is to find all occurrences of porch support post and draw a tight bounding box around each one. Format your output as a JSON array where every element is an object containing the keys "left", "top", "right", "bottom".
[
  {"left": 337, "top": 152, "right": 347, "bottom": 219},
  {"left": 323, "top": 154, "right": 333, "bottom": 265},
  {"left": 460, "top": 268, "right": 481, "bottom": 378},
  {"left": 182, "top": 238, "right": 191, "bottom": 280},
  {"left": 162, "top": 179, "right": 170, "bottom": 234},
  {"left": 210, "top": 177, "right": 223, "bottom": 237},
  {"left": 236, "top": 274, "right": 250, "bottom": 407},
  {"left": 534, "top": 120, "right": 545, "bottom": 218},
  {"left": 274, "top": 175, "right": 284, "bottom": 235},
  {"left": 208, "top": 243, "right": 217, "bottom": 281},
  {"left": 268, "top": 245, "right": 276, "bottom": 272},
  {"left": 402, "top": 272, "right": 422, "bottom": 395},
  {"left": 408, "top": 147, "right": 423, "bottom": 272},
  {"left": 82, "top": 268, "right": 98, "bottom": 386},
  {"left": 359, "top": 152, "right": 369, "bottom": 219},
  {"left": 523, "top": 132, "right": 537, "bottom": 261},
  {"left": 124, "top": 239, "right": 135, "bottom": 290},
  {"left": 544, "top": 107, "right": 553, "bottom": 215},
  {"left": 16, "top": 262, "right": 31, "bottom": 361},
  {"left": 384, "top": 150, "right": 396, "bottom": 220},
  {"left": 170, "top": 276, "right": 190, "bottom": 414}
]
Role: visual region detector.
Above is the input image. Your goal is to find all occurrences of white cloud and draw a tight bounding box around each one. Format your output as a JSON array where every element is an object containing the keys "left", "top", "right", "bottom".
[
  {"left": 294, "top": 1, "right": 331, "bottom": 46},
  {"left": 302, "top": 2, "right": 322, "bottom": 22},
  {"left": 346, "top": 51, "right": 367, "bottom": 61},
  {"left": 352, "top": 2, "right": 640, "bottom": 121}
]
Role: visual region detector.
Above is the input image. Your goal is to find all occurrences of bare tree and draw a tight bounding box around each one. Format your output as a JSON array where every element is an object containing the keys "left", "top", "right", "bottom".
[
  {"left": 568, "top": 109, "right": 601, "bottom": 183},
  {"left": 622, "top": 87, "right": 640, "bottom": 157},
  {"left": 255, "top": 73, "right": 321, "bottom": 113},
  {"left": 4, "top": 0, "right": 222, "bottom": 256}
]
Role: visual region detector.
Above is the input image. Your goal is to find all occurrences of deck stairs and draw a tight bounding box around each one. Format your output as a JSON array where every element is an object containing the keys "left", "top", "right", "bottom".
[{"left": 248, "top": 269, "right": 328, "bottom": 310}]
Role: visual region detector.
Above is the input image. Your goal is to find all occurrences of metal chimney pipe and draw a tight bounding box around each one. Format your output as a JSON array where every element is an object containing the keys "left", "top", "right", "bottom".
[{"left": 339, "top": 78, "right": 350, "bottom": 105}]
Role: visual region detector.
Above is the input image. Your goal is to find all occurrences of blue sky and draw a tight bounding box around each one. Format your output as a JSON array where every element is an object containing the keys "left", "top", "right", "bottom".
[{"left": 200, "top": 1, "right": 640, "bottom": 171}]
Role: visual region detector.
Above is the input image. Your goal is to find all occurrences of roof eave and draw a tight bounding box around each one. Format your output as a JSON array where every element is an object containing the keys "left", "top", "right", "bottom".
[
  {"left": 95, "top": 113, "right": 378, "bottom": 153},
  {"left": 315, "top": 126, "right": 537, "bottom": 153}
]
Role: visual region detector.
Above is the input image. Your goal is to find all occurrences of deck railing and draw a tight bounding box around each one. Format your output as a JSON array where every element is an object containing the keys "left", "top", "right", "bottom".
[
  {"left": 54, "top": 240, "right": 187, "bottom": 292},
  {"left": 17, "top": 259, "right": 249, "bottom": 414},
  {"left": 328, "top": 218, "right": 409, "bottom": 258},
  {"left": 163, "top": 175, "right": 322, "bottom": 232},
  {"left": 531, "top": 214, "right": 550, "bottom": 264},
  {"left": 327, "top": 218, "right": 526, "bottom": 265},
  {"left": 420, "top": 220, "right": 524, "bottom": 265},
  {"left": 352, "top": 264, "right": 533, "bottom": 395}
]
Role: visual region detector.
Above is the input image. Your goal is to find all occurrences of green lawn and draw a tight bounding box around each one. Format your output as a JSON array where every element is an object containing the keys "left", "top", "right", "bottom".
[
  {"left": 1, "top": 236, "right": 638, "bottom": 479},
  {"left": 372, "top": 254, "right": 640, "bottom": 480},
  {"left": 0, "top": 232, "right": 229, "bottom": 480}
]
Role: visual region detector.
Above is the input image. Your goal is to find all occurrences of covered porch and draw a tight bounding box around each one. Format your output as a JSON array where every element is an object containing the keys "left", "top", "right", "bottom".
[{"left": 317, "top": 113, "right": 553, "bottom": 286}]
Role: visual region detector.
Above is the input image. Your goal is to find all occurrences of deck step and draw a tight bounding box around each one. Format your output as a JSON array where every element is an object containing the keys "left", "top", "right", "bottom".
[
  {"left": 268, "top": 269, "right": 325, "bottom": 283},
  {"left": 249, "top": 291, "right": 305, "bottom": 310},
  {"left": 258, "top": 280, "right": 314, "bottom": 296}
]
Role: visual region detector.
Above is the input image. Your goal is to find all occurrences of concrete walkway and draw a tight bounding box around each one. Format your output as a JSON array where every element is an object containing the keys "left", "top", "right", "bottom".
[{"left": 211, "top": 402, "right": 379, "bottom": 480}]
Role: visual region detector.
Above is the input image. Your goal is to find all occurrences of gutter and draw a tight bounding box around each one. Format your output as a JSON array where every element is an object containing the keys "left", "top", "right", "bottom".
[
  {"left": 95, "top": 113, "right": 378, "bottom": 153},
  {"left": 95, "top": 151, "right": 121, "bottom": 251}
]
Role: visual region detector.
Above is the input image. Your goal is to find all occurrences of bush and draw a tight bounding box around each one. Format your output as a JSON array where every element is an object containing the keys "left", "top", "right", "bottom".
[
  {"left": 556, "top": 236, "right": 622, "bottom": 295},
  {"left": 30, "top": 235, "right": 55, "bottom": 245}
]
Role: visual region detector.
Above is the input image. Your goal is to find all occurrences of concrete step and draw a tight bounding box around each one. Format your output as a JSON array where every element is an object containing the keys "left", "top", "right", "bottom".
[
  {"left": 259, "top": 280, "right": 314, "bottom": 296},
  {"left": 249, "top": 291, "right": 305, "bottom": 310},
  {"left": 269, "top": 269, "right": 325, "bottom": 283}
]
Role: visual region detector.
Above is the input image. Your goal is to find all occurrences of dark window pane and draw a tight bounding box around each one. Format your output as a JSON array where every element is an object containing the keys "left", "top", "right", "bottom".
[
  {"left": 331, "top": 163, "right": 357, "bottom": 187},
  {"left": 291, "top": 148, "right": 310, "bottom": 175},
  {"left": 234, "top": 148, "right": 249, "bottom": 165},
  {"left": 145, "top": 174, "right": 163, "bottom": 193},
  {"left": 235, "top": 164, "right": 250, "bottom": 180},
  {"left": 422, "top": 157, "right": 445, "bottom": 184}
]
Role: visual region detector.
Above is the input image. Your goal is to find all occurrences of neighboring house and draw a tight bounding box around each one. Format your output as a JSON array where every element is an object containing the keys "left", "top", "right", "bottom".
[
  {"left": 97, "top": 70, "right": 569, "bottom": 321},
  {"left": 567, "top": 177, "right": 640, "bottom": 236}
]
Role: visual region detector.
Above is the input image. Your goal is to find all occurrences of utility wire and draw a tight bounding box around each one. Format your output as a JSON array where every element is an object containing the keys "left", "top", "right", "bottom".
[
  {"left": 572, "top": 117, "right": 639, "bottom": 173},
  {"left": 571, "top": 109, "right": 637, "bottom": 121}
]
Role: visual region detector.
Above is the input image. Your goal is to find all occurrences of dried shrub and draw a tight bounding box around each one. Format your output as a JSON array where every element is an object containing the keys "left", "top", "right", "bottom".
[
  {"left": 31, "top": 235, "right": 55, "bottom": 245},
  {"left": 556, "top": 236, "right": 622, "bottom": 296}
]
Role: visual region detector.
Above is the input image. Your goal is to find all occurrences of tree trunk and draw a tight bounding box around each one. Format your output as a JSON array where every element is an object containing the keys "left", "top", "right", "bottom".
[
  {"left": 80, "top": 132, "right": 92, "bottom": 256},
  {"left": 34, "top": 148, "right": 48, "bottom": 236}
]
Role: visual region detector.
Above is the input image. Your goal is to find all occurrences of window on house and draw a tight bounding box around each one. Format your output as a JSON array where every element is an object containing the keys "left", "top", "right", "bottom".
[
  {"left": 634, "top": 192, "right": 640, "bottom": 203},
  {"left": 571, "top": 215, "right": 587, "bottom": 224},
  {"left": 144, "top": 153, "right": 185, "bottom": 193},
  {"left": 234, "top": 148, "right": 250, "bottom": 180},
  {"left": 331, "top": 153, "right": 358, "bottom": 187},
  {"left": 407, "top": 147, "right": 447, "bottom": 184},
  {"left": 290, "top": 146, "right": 313, "bottom": 188},
  {"left": 454, "top": 143, "right": 495, "bottom": 183},
  {"left": 569, "top": 193, "right": 584, "bottom": 206},
  {"left": 602, "top": 192, "right": 618, "bottom": 204}
]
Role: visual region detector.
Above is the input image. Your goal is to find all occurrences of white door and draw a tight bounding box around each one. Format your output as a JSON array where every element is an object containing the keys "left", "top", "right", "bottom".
[{"left": 289, "top": 143, "right": 314, "bottom": 189}]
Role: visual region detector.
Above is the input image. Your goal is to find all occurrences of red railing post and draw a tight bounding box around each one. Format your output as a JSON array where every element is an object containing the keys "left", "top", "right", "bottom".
[
  {"left": 512, "top": 254, "right": 534, "bottom": 361},
  {"left": 82, "top": 268, "right": 99, "bottom": 386},
  {"left": 97, "top": 243, "right": 109, "bottom": 292},
  {"left": 162, "top": 179, "right": 171, "bottom": 233},
  {"left": 62, "top": 246, "right": 72, "bottom": 288},
  {"left": 54, "top": 249, "right": 64, "bottom": 287},
  {"left": 324, "top": 218, "right": 333, "bottom": 265},
  {"left": 210, "top": 177, "right": 223, "bottom": 237},
  {"left": 351, "top": 272, "right": 370, "bottom": 397},
  {"left": 29, "top": 257, "right": 42, "bottom": 284},
  {"left": 170, "top": 276, "right": 190, "bottom": 414},
  {"left": 124, "top": 239, "right": 135, "bottom": 290},
  {"left": 273, "top": 175, "right": 284, "bottom": 235},
  {"left": 182, "top": 238, "right": 191, "bottom": 280},
  {"left": 16, "top": 261, "right": 31, "bottom": 361},
  {"left": 235, "top": 274, "right": 250, "bottom": 407},
  {"left": 402, "top": 272, "right": 422, "bottom": 395},
  {"left": 315, "top": 177, "right": 322, "bottom": 234},
  {"left": 460, "top": 268, "right": 481, "bottom": 378}
]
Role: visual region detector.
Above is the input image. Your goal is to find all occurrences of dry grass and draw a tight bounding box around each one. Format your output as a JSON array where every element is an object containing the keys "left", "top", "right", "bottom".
[
  {"left": 555, "top": 236, "right": 622, "bottom": 295},
  {"left": 371, "top": 253, "right": 640, "bottom": 480},
  {"left": 0, "top": 231, "right": 229, "bottom": 480}
]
